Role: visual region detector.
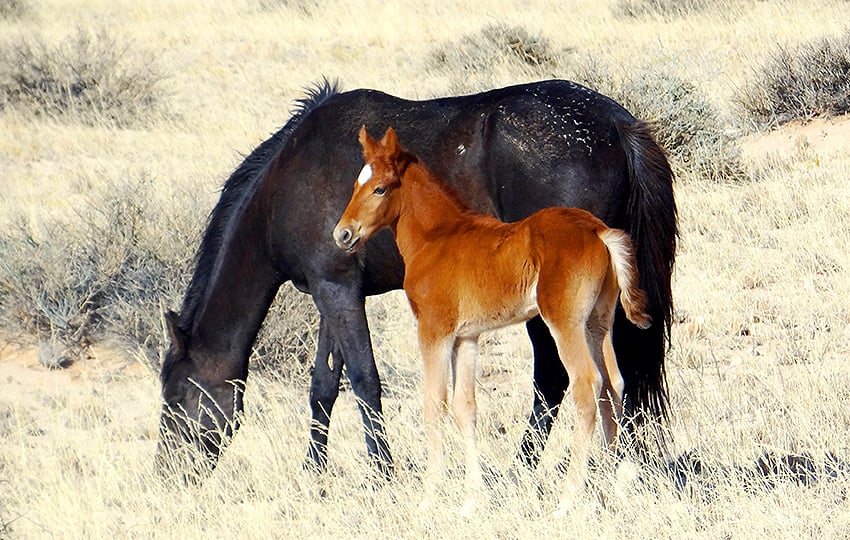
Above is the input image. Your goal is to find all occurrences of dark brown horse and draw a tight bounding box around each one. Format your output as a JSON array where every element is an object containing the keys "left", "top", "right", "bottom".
[
  {"left": 156, "top": 78, "right": 676, "bottom": 483},
  {"left": 336, "top": 126, "right": 652, "bottom": 512}
]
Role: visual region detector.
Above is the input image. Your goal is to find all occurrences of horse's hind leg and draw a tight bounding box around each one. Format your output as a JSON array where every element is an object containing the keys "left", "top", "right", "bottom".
[{"left": 451, "top": 336, "right": 483, "bottom": 513}]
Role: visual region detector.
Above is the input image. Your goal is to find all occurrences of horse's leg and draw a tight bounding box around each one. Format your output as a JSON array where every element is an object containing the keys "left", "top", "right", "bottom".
[
  {"left": 306, "top": 316, "right": 344, "bottom": 473},
  {"left": 451, "top": 336, "right": 483, "bottom": 513},
  {"left": 311, "top": 282, "right": 393, "bottom": 479},
  {"left": 516, "top": 316, "right": 569, "bottom": 468},
  {"left": 419, "top": 330, "right": 453, "bottom": 510}
]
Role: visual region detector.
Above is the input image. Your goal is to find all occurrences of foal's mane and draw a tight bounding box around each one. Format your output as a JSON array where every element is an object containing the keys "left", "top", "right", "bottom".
[
  {"left": 177, "top": 78, "right": 342, "bottom": 332},
  {"left": 393, "top": 145, "right": 474, "bottom": 214}
]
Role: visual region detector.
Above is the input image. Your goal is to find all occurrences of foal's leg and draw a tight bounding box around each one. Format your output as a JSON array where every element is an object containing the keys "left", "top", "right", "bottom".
[
  {"left": 516, "top": 316, "right": 569, "bottom": 469},
  {"left": 546, "top": 322, "right": 602, "bottom": 512},
  {"left": 586, "top": 312, "right": 623, "bottom": 453},
  {"left": 451, "top": 336, "right": 483, "bottom": 512},
  {"left": 599, "top": 332, "right": 624, "bottom": 451},
  {"left": 418, "top": 330, "right": 454, "bottom": 508}
]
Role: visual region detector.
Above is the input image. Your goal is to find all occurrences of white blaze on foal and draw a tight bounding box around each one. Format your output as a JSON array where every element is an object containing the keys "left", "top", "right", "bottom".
[{"left": 357, "top": 164, "right": 373, "bottom": 185}]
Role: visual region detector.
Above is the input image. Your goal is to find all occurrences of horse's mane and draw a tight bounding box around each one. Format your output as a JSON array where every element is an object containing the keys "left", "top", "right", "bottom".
[{"left": 177, "top": 77, "right": 342, "bottom": 332}]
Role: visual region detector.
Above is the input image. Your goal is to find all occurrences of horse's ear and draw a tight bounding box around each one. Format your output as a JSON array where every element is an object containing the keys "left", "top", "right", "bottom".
[{"left": 164, "top": 310, "right": 187, "bottom": 355}]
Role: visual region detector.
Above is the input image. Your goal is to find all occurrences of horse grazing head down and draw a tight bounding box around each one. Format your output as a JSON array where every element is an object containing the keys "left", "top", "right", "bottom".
[
  {"left": 156, "top": 310, "right": 245, "bottom": 484},
  {"left": 333, "top": 126, "right": 415, "bottom": 252}
]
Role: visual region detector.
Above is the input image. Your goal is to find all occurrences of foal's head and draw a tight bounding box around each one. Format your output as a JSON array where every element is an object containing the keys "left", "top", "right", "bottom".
[{"left": 334, "top": 126, "right": 416, "bottom": 252}]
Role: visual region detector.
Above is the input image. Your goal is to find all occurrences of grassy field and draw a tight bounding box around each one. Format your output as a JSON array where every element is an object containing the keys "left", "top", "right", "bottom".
[{"left": 1, "top": 0, "right": 850, "bottom": 537}]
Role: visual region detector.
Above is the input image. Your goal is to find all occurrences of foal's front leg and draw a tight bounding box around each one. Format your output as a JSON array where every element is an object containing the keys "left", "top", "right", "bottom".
[
  {"left": 418, "top": 329, "right": 453, "bottom": 509},
  {"left": 452, "top": 336, "right": 483, "bottom": 513}
]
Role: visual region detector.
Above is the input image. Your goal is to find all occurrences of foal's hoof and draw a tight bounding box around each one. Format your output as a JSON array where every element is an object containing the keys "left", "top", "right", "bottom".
[
  {"left": 553, "top": 497, "right": 574, "bottom": 518},
  {"left": 458, "top": 496, "right": 478, "bottom": 518},
  {"left": 417, "top": 496, "right": 435, "bottom": 514}
]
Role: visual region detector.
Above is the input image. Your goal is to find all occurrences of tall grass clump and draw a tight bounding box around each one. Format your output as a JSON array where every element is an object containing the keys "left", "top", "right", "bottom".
[
  {"left": 0, "top": 28, "right": 167, "bottom": 127},
  {"left": 737, "top": 30, "right": 850, "bottom": 128}
]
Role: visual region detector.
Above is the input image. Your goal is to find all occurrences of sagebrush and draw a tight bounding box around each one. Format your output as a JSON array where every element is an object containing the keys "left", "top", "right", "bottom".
[
  {"left": 737, "top": 29, "right": 850, "bottom": 127},
  {"left": 0, "top": 28, "right": 166, "bottom": 127}
]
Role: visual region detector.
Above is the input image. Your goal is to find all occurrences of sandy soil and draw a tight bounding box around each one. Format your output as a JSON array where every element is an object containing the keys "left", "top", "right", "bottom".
[{"left": 740, "top": 113, "right": 850, "bottom": 160}]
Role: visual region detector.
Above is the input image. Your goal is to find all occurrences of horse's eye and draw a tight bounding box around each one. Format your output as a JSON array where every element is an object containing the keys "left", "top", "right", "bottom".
[{"left": 373, "top": 186, "right": 386, "bottom": 196}]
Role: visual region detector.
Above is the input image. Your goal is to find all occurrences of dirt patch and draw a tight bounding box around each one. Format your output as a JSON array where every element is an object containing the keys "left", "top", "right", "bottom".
[
  {"left": 0, "top": 342, "right": 151, "bottom": 397},
  {"left": 0, "top": 340, "right": 159, "bottom": 437},
  {"left": 740, "top": 113, "right": 850, "bottom": 161}
]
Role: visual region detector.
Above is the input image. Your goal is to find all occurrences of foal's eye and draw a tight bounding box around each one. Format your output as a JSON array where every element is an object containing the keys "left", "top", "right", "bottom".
[{"left": 373, "top": 186, "right": 386, "bottom": 196}]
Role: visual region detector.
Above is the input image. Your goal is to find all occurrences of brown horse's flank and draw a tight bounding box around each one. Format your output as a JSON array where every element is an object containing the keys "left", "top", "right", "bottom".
[{"left": 336, "top": 126, "right": 651, "bottom": 512}]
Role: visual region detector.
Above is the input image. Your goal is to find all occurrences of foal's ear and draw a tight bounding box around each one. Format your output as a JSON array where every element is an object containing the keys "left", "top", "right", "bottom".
[
  {"left": 381, "top": 127, "right": 414, "bottom": 169},
  {"left": 164, "top": 310, "right": 187, "bottom": 356},
  {"left": 381, "top": 127, "right": 400, "bottom": 157},
  {"left": 358, "top": 125, "right": 378, "bottom": 157}
]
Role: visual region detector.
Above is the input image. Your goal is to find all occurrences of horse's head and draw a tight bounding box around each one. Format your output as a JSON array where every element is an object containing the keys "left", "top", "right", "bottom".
[
  {"left": 155, "top": 310, "right": 244, "bottom": 484},
  {"left": 333, "top": 126, "right": 415, "bottom": 252}
]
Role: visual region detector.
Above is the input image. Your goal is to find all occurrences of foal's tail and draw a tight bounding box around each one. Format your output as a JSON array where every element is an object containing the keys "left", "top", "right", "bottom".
[{"left": 598, "top": 229, "right": 652, "bottom": 330}]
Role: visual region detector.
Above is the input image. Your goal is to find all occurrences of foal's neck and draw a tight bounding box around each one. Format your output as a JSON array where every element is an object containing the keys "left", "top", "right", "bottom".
[{"left": 392, "top": 162, "right": 492, "bottom": 256}]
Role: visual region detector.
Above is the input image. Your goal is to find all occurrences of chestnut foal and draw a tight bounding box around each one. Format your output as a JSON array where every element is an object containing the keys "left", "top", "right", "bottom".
[{"left": 334, "top": 126, "right": 651, "bottom": 513}]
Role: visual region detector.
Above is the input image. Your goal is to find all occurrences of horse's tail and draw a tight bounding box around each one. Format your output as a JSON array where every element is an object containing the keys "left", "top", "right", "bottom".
[
  {"left": 614, "top": 121, "right": 677, "bottom": 442},
  {"left": 598, "top": 229, "right": 652, "bottom": 330}
]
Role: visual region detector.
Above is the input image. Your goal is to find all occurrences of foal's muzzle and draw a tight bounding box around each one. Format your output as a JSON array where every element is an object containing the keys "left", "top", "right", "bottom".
[{"left": 333, "top": 223, "right": 362, "bottom": 252}]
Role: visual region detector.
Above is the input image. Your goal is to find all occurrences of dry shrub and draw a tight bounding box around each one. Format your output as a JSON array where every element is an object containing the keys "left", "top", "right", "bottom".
[
  {"left": 256, "top": 0, "right": 319, "bottom": 15},
  {"left": 428, "top": 28, "right": 744, "bottom": 182},
  {"left": 0, "top": 171, "right": 321, "bottom": 376},
  {"left": 569, "top": 58, "right": 746, "bottom": 183},
  {"left": 737, "top": 30, "right": 850, "bottom": 128},
  {"left": 613, "top": 0, "right": 712, "bottom": 18},
  {"left": 0, "top": 175, "right": 201, "bottom": 364},
  {"left": 426, "top": 23, "right": 560, "bottom": 91},
  {"left": 250, "top": 284, "right": 319, "bottom": 381},
  {"left": 0, "top": 28, "right": 167, "bottom": 127},
  {"left": 0, "top": 0, "right": 29, "bottom": 19}
]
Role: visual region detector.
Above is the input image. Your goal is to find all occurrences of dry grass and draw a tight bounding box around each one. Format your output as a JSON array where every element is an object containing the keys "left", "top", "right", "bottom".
[{"left": 1, "top": 0, "right": 850, "bottom": 537}]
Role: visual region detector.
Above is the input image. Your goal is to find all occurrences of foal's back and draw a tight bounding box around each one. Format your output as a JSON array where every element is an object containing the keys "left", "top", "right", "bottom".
[{"left": 404, "top": 206, "right": 612, "bottom": 337}]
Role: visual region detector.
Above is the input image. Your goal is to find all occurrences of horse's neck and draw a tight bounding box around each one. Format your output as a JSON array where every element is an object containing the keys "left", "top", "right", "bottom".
[
  {"left": 184, "top": 207, "right": 281, "bottom": 360},
  {"left": 393, "top": 165, "right": 473, "bottom": 257}
]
